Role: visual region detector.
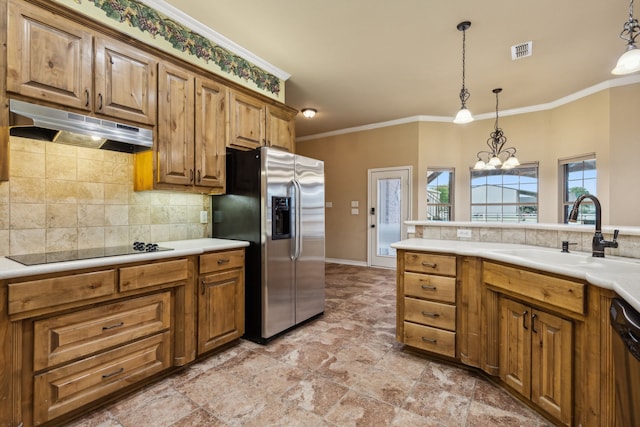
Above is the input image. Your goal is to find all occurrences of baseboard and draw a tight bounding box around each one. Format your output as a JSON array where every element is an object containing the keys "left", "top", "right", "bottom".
[{"left": 325, "top": 258, "right": 369, "bottom": 267}]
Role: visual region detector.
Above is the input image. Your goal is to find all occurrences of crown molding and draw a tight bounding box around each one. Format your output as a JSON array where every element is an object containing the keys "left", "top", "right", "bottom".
[{"left": 297, "top": 75, "right": 640, "bottom": 142}]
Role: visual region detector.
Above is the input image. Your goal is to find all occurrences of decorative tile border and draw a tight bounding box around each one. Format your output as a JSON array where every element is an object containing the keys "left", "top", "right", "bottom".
[{"left": 79, "top": 0, "right": 281, "bottom": 95}]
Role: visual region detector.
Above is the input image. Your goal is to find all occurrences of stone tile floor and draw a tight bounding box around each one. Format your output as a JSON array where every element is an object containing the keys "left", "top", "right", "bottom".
[{"left": 68, "top": 263, "right": 552, "bottom": 426}]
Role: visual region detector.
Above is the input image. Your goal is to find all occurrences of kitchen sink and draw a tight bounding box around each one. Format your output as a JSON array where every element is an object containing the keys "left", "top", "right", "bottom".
[{"left": 489, "top": 247, "right": 638, "bottom": 270}]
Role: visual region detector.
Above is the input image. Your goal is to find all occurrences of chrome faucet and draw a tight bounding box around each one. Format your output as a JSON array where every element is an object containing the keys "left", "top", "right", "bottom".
[{"left": 567, "top": 194, "right": 618, "bottom": 257}]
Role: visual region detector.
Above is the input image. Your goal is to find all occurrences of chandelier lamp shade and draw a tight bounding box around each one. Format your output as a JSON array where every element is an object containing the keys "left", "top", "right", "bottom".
[
  {"left": 453, "top": 21, "right": 474, "bottom": 124},
  {"left": 473, "top": 88, "right": 520, "bottom": 170},
  {"left": 612, "top": 0, "right": 640, "bottom": 75}
]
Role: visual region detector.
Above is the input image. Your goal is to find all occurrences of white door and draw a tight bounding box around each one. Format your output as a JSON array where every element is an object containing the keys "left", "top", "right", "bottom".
[{"left": 368, "top": 167, "right": 411, "bottom": 268}]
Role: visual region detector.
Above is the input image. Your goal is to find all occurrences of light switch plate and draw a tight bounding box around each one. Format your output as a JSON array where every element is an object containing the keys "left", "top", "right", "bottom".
[
  {"left": 351, "top": 208, "right": 359, "bottom": 215},
  {"left": 200, "top": 211, "right": 208, "bottom": 224},
  {"left": 351, "top": 201, "right": 359, "bottom": 207},
  {"left": 326, "top": 202, "right": 333, "bottom": 208}
]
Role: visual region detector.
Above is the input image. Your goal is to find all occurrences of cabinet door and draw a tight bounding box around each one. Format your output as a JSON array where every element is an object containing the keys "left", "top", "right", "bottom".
[
  {"left": 531, "top": 309, "right": 573, "bottom": 425},
  {"left": 499, "top": 297, "right": 531, "bottom": 398},
  {"left": 94, "top": 37, "right": 157, "bottom": 125},
  {"left": 198, "top": 269, "right": 245, "bottom": 354},
  {"left": 195, "top": 77, "right": 227, "bottom": 189},
  {"left": 157, "top": 63, "right": 195, "bottom": 185},
  {"left": 228, "top": 90, "right": 265, "bottom": 150},
  {"left": 266, "top": 105, "right": 296, "bottom": 152},
  {"left": 7, "top": 0, "right": 92, "bottom": 110}
]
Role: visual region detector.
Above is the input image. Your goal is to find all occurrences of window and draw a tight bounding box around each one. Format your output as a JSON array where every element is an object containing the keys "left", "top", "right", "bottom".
[
  {"left": 427, "top": 168, "right": 454, "bottom": 221},
  {"left": 470, "top": 164, "right": 538, "bottom": 223},
  {"left": 560, "top": 155, "right": 596, "bottom": 223}
]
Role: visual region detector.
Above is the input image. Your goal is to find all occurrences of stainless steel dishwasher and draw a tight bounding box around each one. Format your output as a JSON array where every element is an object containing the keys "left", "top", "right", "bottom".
[{"left": 610, "top": 298, "right": 640, "bottom": 427}]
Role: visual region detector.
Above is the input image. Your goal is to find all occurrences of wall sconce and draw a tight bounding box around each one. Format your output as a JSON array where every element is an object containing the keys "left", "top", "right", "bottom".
[{"left": 301, "top": 108, "right": 317, "bottom": 118}]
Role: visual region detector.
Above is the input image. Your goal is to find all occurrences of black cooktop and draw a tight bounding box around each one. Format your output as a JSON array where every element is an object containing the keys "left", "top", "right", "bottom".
[{"left": 7, "top": 243, "right": 173, "bottom": 266}]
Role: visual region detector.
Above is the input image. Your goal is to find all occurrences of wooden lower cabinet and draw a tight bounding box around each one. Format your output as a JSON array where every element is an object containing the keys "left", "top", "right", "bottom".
[
  {"left": 197, "top": 249, "right": 245, "bottom": 355},
  {"left": 499, "top": 297, "right": 573, "bottom": 424},
  {"left": 33, "top": 332, "right": 171, "bottom": 425},
  {"left": 396, "top": 250, "right": 457, "bottom": 358}
]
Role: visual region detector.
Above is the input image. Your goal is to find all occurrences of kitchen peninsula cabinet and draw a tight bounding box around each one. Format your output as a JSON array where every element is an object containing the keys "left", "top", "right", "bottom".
[
  {"left": 394, "top": 243, "right": 619, "bottom": 427},
  {"left": 7, "top": 0, "right": 157, "bottom": 126},
  {"left": 396, "top": 250, "right": 458, "bottom": 358},
  {"left": 499, "top": 297, "right": 573, "bottom": 424},
  {"left": 142, "top": 63, "right": 225, "bottom": 193},
  {"left": 197, "top": 249, "right": 245, "bottom": 355}
]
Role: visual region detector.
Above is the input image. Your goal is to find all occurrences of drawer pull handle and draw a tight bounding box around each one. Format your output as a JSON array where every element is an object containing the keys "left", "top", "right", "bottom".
[
  {"left": 421, "top": 284, "right": 437, "bottom": 291},
  {"left": 422, "top": 311, "right": 440, "bottom": 318},
  {"left": 102, "top": 367, "right": 124, "bottom": 379},
  {"left": 217, "top": 258, "right": 230, "bottom": 265},
  {"left": 102, "top": 322, "right": 124, "bottom": 331},
  {"left": 421, "top": 337, "right": 437, "bottom": 344},
  {"left": 421, "top": 262, "right": 437, "bottom": 268}
]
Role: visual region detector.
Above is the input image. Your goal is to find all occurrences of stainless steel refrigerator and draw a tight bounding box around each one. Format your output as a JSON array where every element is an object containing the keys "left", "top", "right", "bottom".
[{"left": 211, "top": 147, "right": 325, "bottom": 343}]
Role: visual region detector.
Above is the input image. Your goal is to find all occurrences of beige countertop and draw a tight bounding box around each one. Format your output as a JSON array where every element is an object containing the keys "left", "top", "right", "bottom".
[
  {"left": 0, "top": 238, "right": 249, "bottom": 280},
  {"left": 391, "top": 238, "right": 640, "bottom": 313}
]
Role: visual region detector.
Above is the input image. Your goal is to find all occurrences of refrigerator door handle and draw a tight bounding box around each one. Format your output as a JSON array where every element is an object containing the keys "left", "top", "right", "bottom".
[{"left": 292, "top": 178, "right": 303, "bottom": 260}]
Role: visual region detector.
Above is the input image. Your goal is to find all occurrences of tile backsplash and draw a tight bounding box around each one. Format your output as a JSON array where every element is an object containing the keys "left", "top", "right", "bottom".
[
  {"left": 413, "top": 222, "right": 640, "bottom": 259},
  {"left": 0, "top": 137, "right": 210, "bottom": 256}
]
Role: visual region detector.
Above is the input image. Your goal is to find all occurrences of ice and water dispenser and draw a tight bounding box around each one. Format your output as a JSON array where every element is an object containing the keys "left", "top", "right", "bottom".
[{"left": 271, "top": 196, "right": 291, "bottom": 240}]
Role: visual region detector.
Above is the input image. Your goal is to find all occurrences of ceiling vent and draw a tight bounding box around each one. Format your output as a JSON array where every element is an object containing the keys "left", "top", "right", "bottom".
[{"left": 511, "top": 41, "right": 533, "bottom": 60}]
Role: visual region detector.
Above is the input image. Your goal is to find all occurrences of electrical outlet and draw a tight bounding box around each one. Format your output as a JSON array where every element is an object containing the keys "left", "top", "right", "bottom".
[
  {"left": 457, "top": 229, "right": 472, "bottom": 238},
  {"left": 200, "top": 211, "right": 208, "bottom": 224}
]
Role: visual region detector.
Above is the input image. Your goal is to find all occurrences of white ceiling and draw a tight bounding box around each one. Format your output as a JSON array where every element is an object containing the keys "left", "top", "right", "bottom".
[{"left": 164, "top": 0, "right": 631, "bottom": 137}]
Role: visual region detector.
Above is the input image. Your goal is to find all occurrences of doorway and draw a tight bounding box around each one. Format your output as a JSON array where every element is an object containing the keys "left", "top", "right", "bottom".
[{"left": 368, "top": 166, "right": 412, "bottom": 268}]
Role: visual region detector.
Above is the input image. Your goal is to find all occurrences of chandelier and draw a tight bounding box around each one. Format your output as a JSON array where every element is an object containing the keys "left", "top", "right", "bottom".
[
  {"left": 473, "top": 88, "right": 520, "bottom": 170},
  {"left": 453, "top": 21, "right": 474, "bottom": 124},
  {"left": 612, "top": 0, "right": 640, "bottom": 75}
]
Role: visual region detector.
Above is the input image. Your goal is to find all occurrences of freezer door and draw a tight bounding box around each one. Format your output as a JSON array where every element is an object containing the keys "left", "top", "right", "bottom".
[
  {"left": 262, "top": 148, "right": 296, "bottom": 338},
  {"left": 295, "top": 154, "right": 325, "bottom": 323}
]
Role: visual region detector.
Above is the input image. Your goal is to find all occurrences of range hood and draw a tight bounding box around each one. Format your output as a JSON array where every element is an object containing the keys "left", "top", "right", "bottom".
[{"left": 9, "top": 99, "right": 153, "bottom": 153}]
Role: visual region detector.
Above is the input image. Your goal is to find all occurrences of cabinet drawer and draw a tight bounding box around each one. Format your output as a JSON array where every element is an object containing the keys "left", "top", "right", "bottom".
[
  {"left": 404, "top": 272, "right": 456, "bottom": 303},
  {"left": 404, "top": 252, "right": 456, "bottom": 276},
  {"left": 119, "top": 258, "right": 188, "bottom": 292},
  {"left": 8, "top": 270, "right": 116, "bottom": 315},
  {"left": 403, "top": 322, "right": 455, "bottom": 357},
  {"left": 404, "top": 298, "right": 456, "bottom": 331},
  {"left": 483, "top": 262, "right": 586, "bottom": 315},
  {"left": 33, "top": 292, "right": 171, "bottom": 371},
  {"left": 200, "top": 249, "right": 244, "bottom": 274},
  {"left": 33, "top": 332, "right": 171, "bottom": 425}
]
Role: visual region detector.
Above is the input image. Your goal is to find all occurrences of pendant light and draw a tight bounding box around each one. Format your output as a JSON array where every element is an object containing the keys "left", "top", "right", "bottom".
[
  {"left": 612, "top": 0, "right": 640, "bottom": 75},
  {"left": 453, "top": 21, "right": 474, "bottom": 124},
  {"left": 473, "top": 88, "right": 520, "bottom": 170}
]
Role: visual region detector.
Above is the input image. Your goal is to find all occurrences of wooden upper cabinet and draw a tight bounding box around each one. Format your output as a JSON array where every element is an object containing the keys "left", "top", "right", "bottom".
[
  {"left": 94, "top": 37, "right": 157, "bottom": 125},
  {"left": 7, "top": 0, "right": 93, "bottom": 110},
  {"left": 153, "top": 64, "right": 226, "bottom": 191},
  {"left": 195, "top": 76, "right": 226, "bottom": 188},
  {"left": 266, "top": 105, "right": 296, "bottom": 152},
  {"left": 6, "top": 0, "right": 157, "bottom": 126},
  {"left": 157, "top": 63, "right": 195, "bottom": 186},
  {"left": 228, "top": 90, "right": 265, "bottom": 150}
]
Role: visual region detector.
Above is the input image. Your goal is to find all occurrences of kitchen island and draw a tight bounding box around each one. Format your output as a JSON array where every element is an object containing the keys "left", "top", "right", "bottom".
[
  {"left": 391, "top": 238, "right": 638, "bottom": 426},
  {"left": 0, "top": 238, "right": 248, "bottom": 427}
]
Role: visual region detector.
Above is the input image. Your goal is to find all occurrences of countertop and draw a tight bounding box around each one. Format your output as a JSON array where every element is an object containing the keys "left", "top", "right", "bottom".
[
  {"left": 391, "top": 238, "right": 640, "bottom": 313},
  {"left": 0, "top": 238, "right": 249, "bottom": 280}
]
